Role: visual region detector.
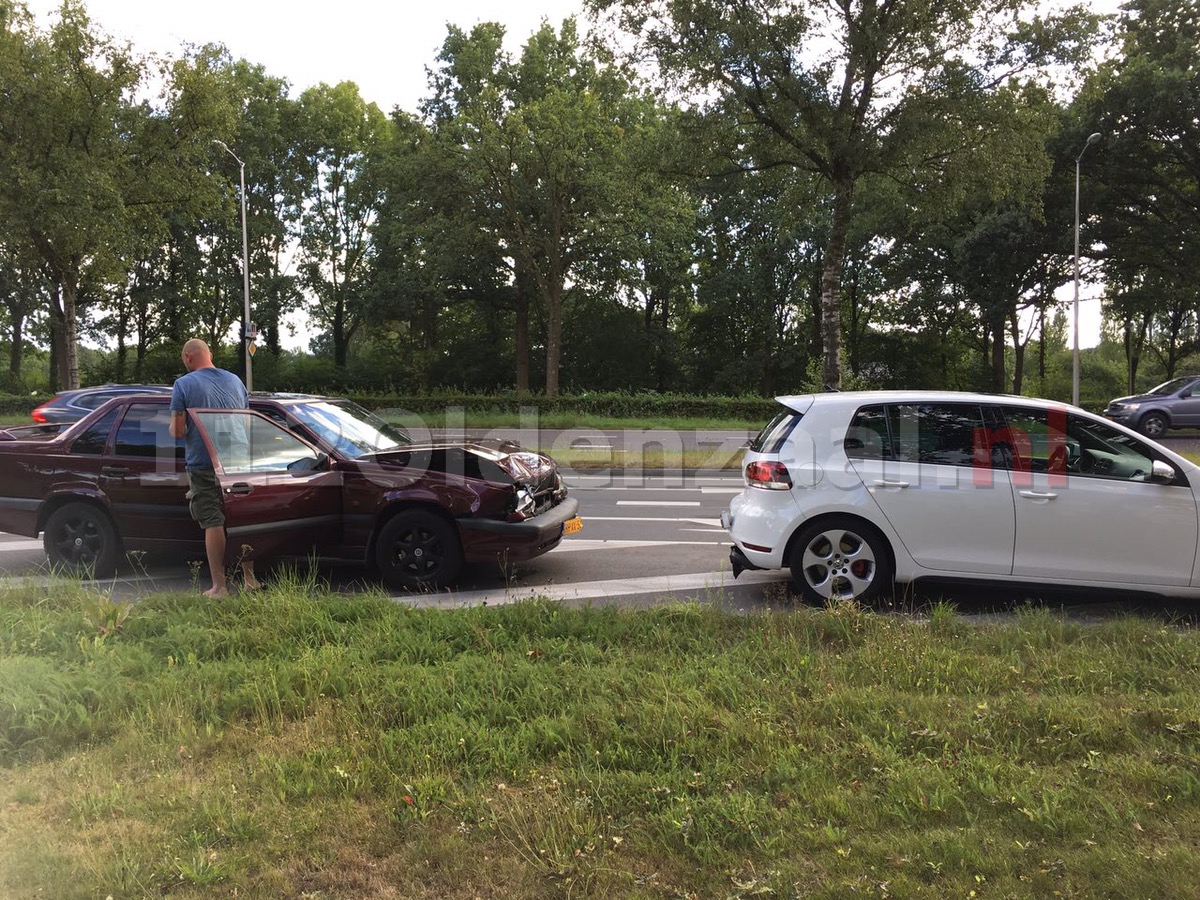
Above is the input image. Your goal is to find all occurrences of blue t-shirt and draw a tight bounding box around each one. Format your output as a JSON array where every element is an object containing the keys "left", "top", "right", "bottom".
[{"left": 170, "top": 367, "right": 250, "bottom": 470}]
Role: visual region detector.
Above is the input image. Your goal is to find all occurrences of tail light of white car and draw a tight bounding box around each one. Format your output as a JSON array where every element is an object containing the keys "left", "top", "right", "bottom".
[{"left": 745, "top": 460, "right": 792, "bottom": 490}]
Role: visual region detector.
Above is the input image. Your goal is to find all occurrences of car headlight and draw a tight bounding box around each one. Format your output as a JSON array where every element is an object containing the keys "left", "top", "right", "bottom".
[
  {"left": 508, "top": 486, "right": 536, "bottom": 521},
  {"left": 1118, "top": 403, "right": 1140, "bottom": 412}
]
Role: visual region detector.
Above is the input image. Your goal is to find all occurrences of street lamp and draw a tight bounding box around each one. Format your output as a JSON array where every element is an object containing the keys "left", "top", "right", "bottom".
[
  {"left": 213, "top": 139, "right": 253, "bottom": 391},
  {"left": 1072, "top": 131, "right": 1102, "bottom": 407}
]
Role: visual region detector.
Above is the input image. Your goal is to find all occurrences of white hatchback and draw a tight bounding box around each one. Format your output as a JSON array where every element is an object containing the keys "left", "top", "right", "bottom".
[{"left": 722, "top": 391, "right": 1200, "bottom": 603}]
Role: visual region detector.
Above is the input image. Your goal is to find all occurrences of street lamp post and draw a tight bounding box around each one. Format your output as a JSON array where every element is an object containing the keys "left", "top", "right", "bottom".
[
  {"left": 1072, "top": 131, "right": 1102, "bottom": 407},
  {"left": 213, "top": 140, "right": 253, "bottom": 391}
]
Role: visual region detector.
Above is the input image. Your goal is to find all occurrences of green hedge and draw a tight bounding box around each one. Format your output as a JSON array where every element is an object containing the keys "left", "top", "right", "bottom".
[
  {"left": 0, "top": 394, "right": 42, "bottom": 415},
  {"left": 0, "top": 390, "right": 783, "bottom": 421},
  {"left": 343, "top": 391, "right": 780, "bottom": 421}
]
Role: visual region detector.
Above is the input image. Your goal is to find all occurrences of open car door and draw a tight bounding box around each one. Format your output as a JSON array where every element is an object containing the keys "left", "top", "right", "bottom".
[{"left": 190, "top": 409, "right": 343, "bottom": 565}]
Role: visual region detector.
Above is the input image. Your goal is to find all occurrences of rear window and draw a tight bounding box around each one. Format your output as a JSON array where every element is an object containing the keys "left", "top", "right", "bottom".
[
  {"left": 114, "top": 402, "right": 184, "bottom": 460},
  {"left": 749, "top": 409, "right": 802, "bottom": 454}
]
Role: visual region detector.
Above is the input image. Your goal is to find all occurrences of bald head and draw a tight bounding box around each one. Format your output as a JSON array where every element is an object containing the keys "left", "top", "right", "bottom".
[{"left": 181, "top": 339, "right": 214, "bottom": 372}]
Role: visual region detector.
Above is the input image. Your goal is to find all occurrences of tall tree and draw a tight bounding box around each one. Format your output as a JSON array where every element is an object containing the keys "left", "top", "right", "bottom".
[
  {"left": 1081, "top": 0, "right": 1200, "bottom": 382},
  {"left": 0, "top": 5, "right": 235, "bottom": 386},
  {"left": 294, "top": 81, "right": 389, "bottom": 368},
  {"left": 0, "top": 1, "right": 143, "bottom": 388},
  {"left": 589, "top": 0, "right": 1100, "bottom": 388},
  {"left": 423, "top": 19, "right": 675, "bottom": 396}
]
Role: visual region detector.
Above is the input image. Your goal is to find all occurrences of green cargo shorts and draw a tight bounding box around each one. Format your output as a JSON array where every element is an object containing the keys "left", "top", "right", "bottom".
[{"left": 186, "top": 469, "right": 224, "bottom": 530}]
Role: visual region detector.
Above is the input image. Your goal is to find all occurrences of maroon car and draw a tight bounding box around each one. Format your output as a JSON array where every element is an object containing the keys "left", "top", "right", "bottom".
[{"left": 0, "top": 394, "right": 581, "bottom": 589}]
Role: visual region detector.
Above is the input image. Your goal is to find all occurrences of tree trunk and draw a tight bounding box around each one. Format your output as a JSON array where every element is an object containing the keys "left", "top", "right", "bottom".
[
  {"left": 48, "top": 286, "right": 67, "bottom": 391},
  {"left": 1123, "top": 314, "right": 1148, "bottom": 392},
  {"left": 515, "top": 267, "right": 531, "bottom": 394},
  {"left": 1037, "top": 306, "right": 1046, "bottom": 380},
  {"left": 544, "top": 282, "right": 563, "bottom": 398},
  {"left": 8, "top": 310, "right": 24, "bottom": 383},
  {"left": 333, "top": 296, "right": 348, "bottom": 369},
  {"left": 1012, "top": 346, "right": 1024, "bottom": 395},
  {"left": 989, "top": 316, "right": 1005, "bottom": 392},
  {"left": 62, "top": 278, "right": 81, "bottom": 390},
  {"left": 819, "top": 182, "right": 853, "bottom": 389},
  {"left": 115, "top": 301, "right": 129, "bottom": 381},
  {"left": 1008, "top": 309, "right": 1027, "bottom": 393}
]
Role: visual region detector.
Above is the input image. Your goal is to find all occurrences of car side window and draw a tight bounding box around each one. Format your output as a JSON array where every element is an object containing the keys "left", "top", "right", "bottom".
[
  {"left": 69, "top": 409, "right": 119, "bottom": 455},
  {"left": 193, "top": 411, "right": 321, "bottom": 474},
  {"left": 1066, "top": 414, "right": 1162, "bottom": 481},
  {"left": 78, "top": 392, "right": 111, "bottom": 410},
  {"left": 845, "top": 405, "right": 891, "bottom": 459},
  {"left": 1001, "top": 407, "right": 1167, "bottom": 482},
  {"left": 749, "top": 410, "right": 802, "bottom": 454},
  {"left": 114, "top": 403, "right": 184, "bottom": 461},
  {"left": 888, "top": 403, "right": 984, "bottom": 467}
]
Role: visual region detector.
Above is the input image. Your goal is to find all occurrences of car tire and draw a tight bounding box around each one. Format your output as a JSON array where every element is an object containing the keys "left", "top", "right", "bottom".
[
  {"left": 1138, "top": 412, "right": 1168, "bottom": 438},
  {"left": 375, "top": 509, "right": 463, "bottom": 591},
  {"left": 43, "top": 502, "right": 121, "bottom": 578},
  {"left": 788, "top": 516, "right": 893, "bottom": 606}
]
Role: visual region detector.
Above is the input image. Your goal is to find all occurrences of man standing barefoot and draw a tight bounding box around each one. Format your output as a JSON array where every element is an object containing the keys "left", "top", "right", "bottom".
[{"left": 168, "top": 338, "right": 261, "bottom": 597}]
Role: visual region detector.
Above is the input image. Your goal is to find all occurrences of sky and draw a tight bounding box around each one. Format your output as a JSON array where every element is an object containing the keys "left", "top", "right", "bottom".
[{"left": 22, "top": 0, "right": 587, "bottom": 114}]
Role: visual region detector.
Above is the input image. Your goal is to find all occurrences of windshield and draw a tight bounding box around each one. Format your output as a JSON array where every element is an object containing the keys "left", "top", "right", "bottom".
[
  {"left": 290, "top": 400, "right": 411, "bottom": 458},
  {"left": 1147, "top": 377, "right": 1199, "bottom": 397}
]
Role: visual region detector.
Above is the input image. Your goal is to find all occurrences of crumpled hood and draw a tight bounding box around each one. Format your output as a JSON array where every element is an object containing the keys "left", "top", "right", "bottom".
[{"left": 366, "top": 442, "right": 561, "bottom": 492}]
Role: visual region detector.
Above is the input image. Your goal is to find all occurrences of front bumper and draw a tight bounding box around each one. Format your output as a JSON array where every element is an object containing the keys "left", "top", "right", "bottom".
[
  {"left": 1103, "top": 407, "right": 1137, "bottom": 424},
  {"left": 457, "top": 496, "right": 580, "bottom": 562}
]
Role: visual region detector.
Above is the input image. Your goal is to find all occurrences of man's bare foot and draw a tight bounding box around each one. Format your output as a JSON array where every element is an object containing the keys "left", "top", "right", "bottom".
[{"left": 203, "top": 586, "right": 229, "bottom": 598}]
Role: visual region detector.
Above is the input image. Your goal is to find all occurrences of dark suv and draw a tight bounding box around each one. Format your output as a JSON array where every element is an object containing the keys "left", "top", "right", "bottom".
[{"left": 1103, "top": 376, "right": 1200, "bottom": 438}]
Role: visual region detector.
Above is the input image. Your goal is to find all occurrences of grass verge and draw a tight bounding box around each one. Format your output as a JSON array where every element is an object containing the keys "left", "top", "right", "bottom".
[{"left": 2, "top": 581, "right": 1198, "bottom": 898}]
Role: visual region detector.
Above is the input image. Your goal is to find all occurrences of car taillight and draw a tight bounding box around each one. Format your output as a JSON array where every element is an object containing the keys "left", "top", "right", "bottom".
[
  {"left": 31, "top": 403, "right": 48, "bottom": 424},
  {"left": 745, "top": 460, "right": 792, "bottom": 490}
]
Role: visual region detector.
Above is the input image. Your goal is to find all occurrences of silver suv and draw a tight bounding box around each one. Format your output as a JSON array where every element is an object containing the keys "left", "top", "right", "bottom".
[{"left": 1103, "top": 376, "right": 1200, "bottom": 437}]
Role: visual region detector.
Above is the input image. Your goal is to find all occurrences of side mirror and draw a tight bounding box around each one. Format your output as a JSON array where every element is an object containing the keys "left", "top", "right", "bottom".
[
  {"left": 1150, "top": 459, "right": 1176, "bottom": 483},
  {"left": 287, "top": 453, "right": 329, "bottom": 474}
]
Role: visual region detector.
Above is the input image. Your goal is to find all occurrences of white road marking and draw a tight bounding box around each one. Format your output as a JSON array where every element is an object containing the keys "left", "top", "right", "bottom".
[
  {"left": 571, "top": 517, "right": 722, "bottom": 526},
  {"left": 700, "top": 486, "right": 743, "bottom": 494},
  {"left": 556, "top": 539, "right": 720, "bottom": 551},
  {"left": 564, "top": 480, "right": 739, "bottom": 487},
  {"left": 564, "top": 475, "right": 734, "bottom": 482},
  {"left": 406, "top": 569, "right": 790, "bottom": 608},
  {"left": 616, "top": 501, "right": 701, "bottom": 507}
]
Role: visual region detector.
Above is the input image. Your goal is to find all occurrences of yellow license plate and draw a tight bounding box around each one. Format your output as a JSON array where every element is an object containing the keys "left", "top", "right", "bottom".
[{"left": 563, "top": 516, "right": 583, "bottom": 536}]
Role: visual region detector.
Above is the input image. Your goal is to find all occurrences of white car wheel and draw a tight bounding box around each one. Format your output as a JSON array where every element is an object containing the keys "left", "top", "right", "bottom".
[{"left": 789, "top": 517, "right": 892, "bottom": 605}]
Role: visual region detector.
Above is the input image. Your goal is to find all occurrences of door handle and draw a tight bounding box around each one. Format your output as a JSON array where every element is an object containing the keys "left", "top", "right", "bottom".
[
  {"left": 101, "top": 466, "right": 132, "bottom": 477},
  {"left": 1018, "top": 490, "right": 1058, "bottom": 501},
  {"left": 871, "top": 479, "right": 910, "bottom": 490},
  {"left": 225, "top": 482, "right": 253, "bottom": 496}
]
